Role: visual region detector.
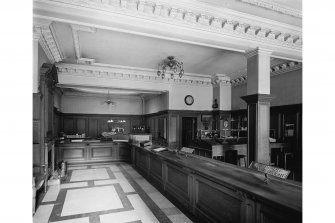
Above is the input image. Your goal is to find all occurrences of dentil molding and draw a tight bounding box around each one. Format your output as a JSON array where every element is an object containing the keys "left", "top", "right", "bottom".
[
  {"left": 38, "top": 0, "right": 302, "bottom": 50},
  {"left": 56, "top": 63, "right": 213, "bottom": 87},
  {"left": 238, "top": 0, "right": 302, "bottom": 18},
  {"left": 33, "top": 21, "right": 63, "bottom": 63},
  {"left": 230, "top": 61, "right": 302, "bottom": 86}
]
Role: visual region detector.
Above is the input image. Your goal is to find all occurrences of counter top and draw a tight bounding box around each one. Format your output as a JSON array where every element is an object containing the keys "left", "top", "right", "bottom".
[{"left": 133, "top": 144, "right": 302, "bottom": 212}]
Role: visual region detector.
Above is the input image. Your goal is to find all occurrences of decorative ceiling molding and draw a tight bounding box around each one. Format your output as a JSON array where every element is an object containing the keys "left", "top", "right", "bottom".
[
  {"left": 245, "top": 47, "right": 272, "bottom": 58},
  {"left": 33, "top": 21, "right": 63, "bottom": 63},
  {"left": 238, "top": 0, "right": 302, "bottom": 18},
  {"left": 61, "top": 89, "right": 145, "bottom": 101},
  {"left": 71, "top": 24, "right": 97, "bottom": 64},
  {"left": 211, "top": 74, "right": 231, "bottom": 86},
  {"left": 230, "top": 61, "right": 302, "bottom": 86},
  {"left": 39, "top": 0, "right": 302, "bottom": 52},
  {"left": 56, "top": 63, "right": 213, "bottom": 87}
]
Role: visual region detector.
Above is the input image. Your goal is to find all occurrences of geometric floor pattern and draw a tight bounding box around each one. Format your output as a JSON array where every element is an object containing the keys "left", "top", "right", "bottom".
[{"left": 33, "top": 162, "right": 193, "bottom": 223}]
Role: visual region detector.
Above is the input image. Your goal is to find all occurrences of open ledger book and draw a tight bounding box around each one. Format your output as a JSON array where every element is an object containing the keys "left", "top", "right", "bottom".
[{"left": 153, "top": 147, "right": 167, "bottom": 152}]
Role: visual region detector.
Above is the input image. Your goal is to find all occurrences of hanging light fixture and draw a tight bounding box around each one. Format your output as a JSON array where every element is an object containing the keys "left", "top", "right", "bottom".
[
  {"left": 157, "top": 56, "right": 184, "bottom": 79},
  {"left": 104, "top": 91, "right": 114, "bottom": 105}
]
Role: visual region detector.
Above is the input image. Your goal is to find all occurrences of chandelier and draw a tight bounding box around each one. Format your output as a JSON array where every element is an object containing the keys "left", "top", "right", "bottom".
[{"left": 157, "top": 56, "right": 184, "bottom": 79}]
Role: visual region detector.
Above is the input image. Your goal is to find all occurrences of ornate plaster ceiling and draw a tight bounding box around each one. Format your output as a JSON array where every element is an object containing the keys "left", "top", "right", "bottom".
[{"left": 34, "top": 0, "right": 301, "bottom": 96}]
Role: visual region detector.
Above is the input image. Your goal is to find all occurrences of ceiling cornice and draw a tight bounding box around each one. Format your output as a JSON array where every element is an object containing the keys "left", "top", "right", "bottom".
[
  {"left": 56, "top": 63, "right": 213, "bottom": 87},
  {"left": 33, "top": 0, "right": 302, "bottom": 61},
  {"left": 211, "top": 74, "right": 231, "bottom": 86},
  {"left": 33, "top": 19, "right": 63, "bottom": 63},
  {"left": 238, "top": 0, "right": 302, "bottom": 18},
  {"left": 62, "top": 90, "right": 144, "bottom": 100},
  {"left": 230, "top": 61, "right": 302, "bottom": 86}
]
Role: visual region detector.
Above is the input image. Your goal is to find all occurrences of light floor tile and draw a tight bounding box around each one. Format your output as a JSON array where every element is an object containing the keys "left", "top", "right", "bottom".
[
  {"left": 128, "top": 194, "right": 160, "bottom": 223},
  {"left": 109, "top": 165, "right": 120, "bottom": 172},
  {"left": 148, "top": 192, "right": 174, "bottom": 209},
  {"left": 114, "top": 172, "right": 125, "bottom": 179},
  {"left": 33, "top": 204, "right": 54, "bottom": 223},
  {"left": 100, "top": 194, "right": 160, "bottom": 223},
  {"left": 70, "top": 168, "right": 109, "bottom": 182},
  {"left": 100, "top": 210, "right": 140, "bottom": 223},
  {"left": 120, "top": 163, "right": 133, "bottom": 171},
  {"left": 68, "top": 166, "right": 88, "bottom": 170},
  {"left": 51, "top": 217, "right": 90, "bottom": 223},
  {"left": 94, "top": 179, "right": 118, "bottom": 186},
  {"left": 162, "top": 207, "right": 181, "bottom": 216},
  {"left": 168, "top": 214, "right": 193, "bottom": 223},
  {"left": 61, "top": 186, "right": 123, "bottom": 216},
  {"left": 61, "top": 182, "right": 88, "bottom": 189},
  {"left": 135, "top": 179, "right": 158, "bottom": 194},
  {"left": 91, "top": 165, "right": 112, "bottom": 168},
  {"left": 125, "top": 169, "right": 142, "bottom": 179},
  {"left": 42, "top": 185, "right": 60, "bottom": 202},
  {"left": 117, "top": 179, "right": 135, "bottom": 193}
]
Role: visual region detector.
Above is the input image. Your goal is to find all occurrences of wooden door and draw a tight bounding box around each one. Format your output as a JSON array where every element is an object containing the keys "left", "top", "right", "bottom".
[{"left": 182, "top": 117, "right": 197, "bottom": 147}]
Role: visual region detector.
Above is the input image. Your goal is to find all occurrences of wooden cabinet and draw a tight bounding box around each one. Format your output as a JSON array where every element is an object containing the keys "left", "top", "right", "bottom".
[{"left": 56, "top": 141, "right": 131, "bottom": 164}]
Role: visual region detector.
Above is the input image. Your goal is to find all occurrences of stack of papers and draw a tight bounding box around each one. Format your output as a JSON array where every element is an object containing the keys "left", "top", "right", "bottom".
[{"left": 153, "top": 147, "right": 166, "bottom": 152}]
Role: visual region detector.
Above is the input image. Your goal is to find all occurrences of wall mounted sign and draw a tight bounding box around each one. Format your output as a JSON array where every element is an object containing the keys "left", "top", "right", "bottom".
[
  {"left": 248, "top": 161, "right": 290, "bottom": 179},
  {"left": 184, "top": 95, "right": 194, "bottom": 105}
]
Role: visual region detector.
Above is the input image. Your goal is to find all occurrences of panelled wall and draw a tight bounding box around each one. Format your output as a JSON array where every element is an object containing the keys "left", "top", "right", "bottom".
[{"left": 60, "top": 114, "right": 142, "bottom": 138}]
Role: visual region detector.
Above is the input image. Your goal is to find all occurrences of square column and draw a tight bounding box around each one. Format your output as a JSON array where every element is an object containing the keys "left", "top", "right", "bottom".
[
  {"left": 211, "top": 74, "right": 231, "bottom": 111},
  {"left": 242, "top": 48, "right": 273, "bottom": 165}
]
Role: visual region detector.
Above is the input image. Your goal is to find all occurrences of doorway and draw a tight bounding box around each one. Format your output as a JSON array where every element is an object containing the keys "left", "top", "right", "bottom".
[{"left": 182, "top": 117, "right": 197, "bottom": 147}]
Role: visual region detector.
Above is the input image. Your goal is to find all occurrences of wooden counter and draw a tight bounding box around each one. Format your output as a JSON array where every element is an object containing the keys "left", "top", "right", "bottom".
[
  {"left": 56, "top": 141, "right": 131, "bottom": 164},
  {"left": 132, "top": 144, "right": 302, "bottom": 223}
]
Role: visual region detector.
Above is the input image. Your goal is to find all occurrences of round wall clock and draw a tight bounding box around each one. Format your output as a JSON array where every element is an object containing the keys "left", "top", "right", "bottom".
[{"left": 184, "top": 95, "right": 194, "bottom": 105}]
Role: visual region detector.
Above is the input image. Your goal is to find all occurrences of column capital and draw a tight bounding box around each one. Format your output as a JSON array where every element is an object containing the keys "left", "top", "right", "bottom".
[
  {"left": 211, "top": 73, "right": 231, "bottom": 85},
  {"left": 241, "top": 94, "right": 274, "bottom": 104},
  {"left": 245, "top": 47, "right": 272, "bottom": 58}
]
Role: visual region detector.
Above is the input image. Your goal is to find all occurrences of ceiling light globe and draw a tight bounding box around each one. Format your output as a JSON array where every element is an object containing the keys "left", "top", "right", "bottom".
[{"left": 157, "top": 70, "right": 161, "bottom": 76}]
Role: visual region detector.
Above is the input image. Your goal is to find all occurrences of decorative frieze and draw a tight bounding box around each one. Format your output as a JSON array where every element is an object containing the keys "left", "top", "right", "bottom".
[
  {"left": 184, "top": 11, "right": 197, "bottom": 23},
  {"left": 197, "top": 14, "right": 211, "bottom": 26},
  {"left": 44, "top": 0, "right": 302, "bottom": 50},
  {"left": 238, "top": 0, "right": 302, "bottom": 18},
  {"left": 210, "top": 18, "right": 225, "bottom": 29},
  {"left": 230, "top": 61, "right": 302, "bottom": 86},
  {"left": 56, "top": 63, "right": 212, "bottom": 87},
  {"left": 170, "top": 8, "right": 184, "bottom": 20}
]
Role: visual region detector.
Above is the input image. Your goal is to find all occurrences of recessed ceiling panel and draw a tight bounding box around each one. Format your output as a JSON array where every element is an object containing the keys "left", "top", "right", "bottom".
[{"left": 79, "top": 28, "right": 246, "bottom": 76}]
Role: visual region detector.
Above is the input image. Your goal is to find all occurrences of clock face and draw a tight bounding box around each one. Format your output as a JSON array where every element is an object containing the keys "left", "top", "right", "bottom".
[{"left": 184, "top": 95, "right": 194, "bottom": 105}]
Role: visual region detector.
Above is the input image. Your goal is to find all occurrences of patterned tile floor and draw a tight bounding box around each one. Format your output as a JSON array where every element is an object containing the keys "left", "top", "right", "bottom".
[{"left": 33, "top": 163, "right": 193, "bottom": 223}]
